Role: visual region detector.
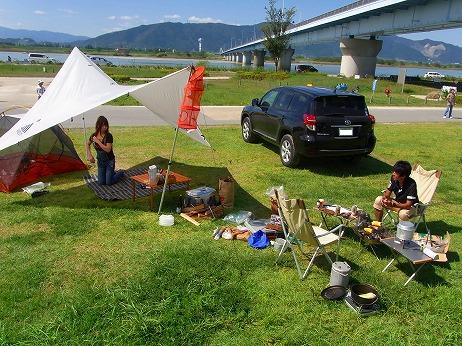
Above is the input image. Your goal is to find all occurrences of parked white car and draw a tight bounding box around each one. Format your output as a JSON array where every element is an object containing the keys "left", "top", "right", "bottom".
[
  {"left": 89, "top": 56, "right": 114, "bottom": 66},
  {"left": 27, "top": 53, "right": 58, "bottom": 64},
  {"left": 441, "top": 85, "right": 457, "bottom": 93},
  {"left": 423, "top": 71, "right": 445, "bottom": 79}
]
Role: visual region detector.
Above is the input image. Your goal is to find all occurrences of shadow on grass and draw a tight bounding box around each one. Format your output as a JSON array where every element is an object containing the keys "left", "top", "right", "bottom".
[
  {"left": 14, "top": 156, "right": 269, "bottom": 217},
  {"left": 260, "top": 142, "right": 392, "bottom": 177}
]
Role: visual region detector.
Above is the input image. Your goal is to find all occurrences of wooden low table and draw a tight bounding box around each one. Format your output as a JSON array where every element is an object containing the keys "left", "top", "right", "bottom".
[{"left": 130, "top": 171, "right": 191, "bottom": 210}]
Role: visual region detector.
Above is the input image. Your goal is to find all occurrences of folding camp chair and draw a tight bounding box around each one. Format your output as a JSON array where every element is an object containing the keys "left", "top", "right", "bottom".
[
  {"left": 274, "top": 189, "right": 344, "bottom": 280},
  {"left": 382, "top": 164, "right": 442, "bottom": 237}
]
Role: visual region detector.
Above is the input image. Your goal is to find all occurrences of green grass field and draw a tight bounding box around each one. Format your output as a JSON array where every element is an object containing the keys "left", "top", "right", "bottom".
[
  {"left": 0, "top": 124, "right": 461, "bottom": 345},
  {"left": 1, "top": 62, "right": 459, "bottom": 108}
]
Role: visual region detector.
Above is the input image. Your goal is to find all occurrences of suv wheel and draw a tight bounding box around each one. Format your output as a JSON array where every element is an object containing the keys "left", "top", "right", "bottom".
[
  {"left": 242, "top": 117, "right": 258, "bottom": 143},
  {"left": 280, "top": 134, "right": 300, "bottom": 167}
]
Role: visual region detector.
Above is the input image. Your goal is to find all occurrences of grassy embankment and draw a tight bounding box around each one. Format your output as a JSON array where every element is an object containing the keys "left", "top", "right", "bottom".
[{"left": 0, "top": 123, "right": 461, "bottom": 344}]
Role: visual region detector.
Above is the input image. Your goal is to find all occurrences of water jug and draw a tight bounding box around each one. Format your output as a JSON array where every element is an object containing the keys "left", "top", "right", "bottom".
[{"left": 148, "top": 165, "right": 158, "bottom": 184}]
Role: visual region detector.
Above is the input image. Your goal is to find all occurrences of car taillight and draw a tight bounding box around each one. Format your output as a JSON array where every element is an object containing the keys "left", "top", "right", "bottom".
[
  {"left": 368, "top": 114, "right": 376, "bottom": 127},
  {"left": 304, "top": 114, "right": 316, "bottom": 131}
]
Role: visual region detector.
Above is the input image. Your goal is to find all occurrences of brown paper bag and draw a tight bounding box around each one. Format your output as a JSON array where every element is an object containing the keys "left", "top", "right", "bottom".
[{"left": 218, "top": 177, "right": 234, "bottom": 209}]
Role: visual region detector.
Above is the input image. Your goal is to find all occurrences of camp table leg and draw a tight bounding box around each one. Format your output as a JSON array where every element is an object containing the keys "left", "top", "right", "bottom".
[
  {"left": 382, "top": 258, "right": 395, "bottom": 272},
  {"left": 404, "top": 263, "right": 425, "bottom": 286}
]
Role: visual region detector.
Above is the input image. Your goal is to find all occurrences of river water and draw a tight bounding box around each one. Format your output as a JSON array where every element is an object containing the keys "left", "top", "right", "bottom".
[{"left": 1, "top": 50, "right": 462, "bottom": 78}]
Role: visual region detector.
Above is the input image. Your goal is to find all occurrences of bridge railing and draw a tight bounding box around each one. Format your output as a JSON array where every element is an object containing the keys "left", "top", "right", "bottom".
[
  {"left": 292, "top": 0, "right": 379, "bottom": 29},
  {"left": 225, "top": 0, "right": 380, "bottom": 51}
]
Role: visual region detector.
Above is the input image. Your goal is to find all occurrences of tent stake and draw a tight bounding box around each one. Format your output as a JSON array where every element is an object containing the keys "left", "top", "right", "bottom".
[{"left": 158, "top": 127, "right": 179, "bottom": 214}]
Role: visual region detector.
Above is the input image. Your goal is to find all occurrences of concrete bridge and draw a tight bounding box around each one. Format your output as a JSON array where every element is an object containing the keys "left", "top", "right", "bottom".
[{"left": 222, "top": 0, "right": 462, "bottom": 76}]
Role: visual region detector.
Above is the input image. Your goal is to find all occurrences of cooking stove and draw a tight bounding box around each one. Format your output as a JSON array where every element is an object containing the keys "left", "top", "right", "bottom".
[{"left": 344, "top": 292, "right": 380, "bottom": 316}]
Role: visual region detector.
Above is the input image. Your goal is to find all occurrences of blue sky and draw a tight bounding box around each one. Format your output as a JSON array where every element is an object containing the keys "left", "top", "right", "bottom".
[{"left": 0, "top": 0, "right": 461, "bottom": 46}]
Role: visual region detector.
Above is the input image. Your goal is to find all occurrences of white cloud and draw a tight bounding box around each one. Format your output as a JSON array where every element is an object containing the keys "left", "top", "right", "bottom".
[
  {"left": 58, "top": 8, "right": 78, "bottom": 15},
  {"left": 34, "top": 10, "right": 46, "bottom": 15},
  {"left": 107, "top": 15, "right": 140, "bottom": 21},
  {"left": 120, "top": 15, "right": 139, "bottom": 21},
  {"left": 164, "top": 14, "right": 181, "bottom": 21},
  {"left": 188, "top": 16, "right": 222, "bottom": 24}
]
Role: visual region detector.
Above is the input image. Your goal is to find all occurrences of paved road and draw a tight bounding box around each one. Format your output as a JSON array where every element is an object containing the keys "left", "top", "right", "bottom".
[
  {"left": 1, "top": 77, "right": 460, "bottom": 127},
  {"left": 57, "top": 105, "right": 460, "bottom": 128}
]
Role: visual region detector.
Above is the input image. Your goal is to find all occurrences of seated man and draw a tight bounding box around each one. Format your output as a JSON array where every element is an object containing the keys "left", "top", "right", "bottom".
[{"left": 373, "top": 160, "right": 418, "bottom": 221}]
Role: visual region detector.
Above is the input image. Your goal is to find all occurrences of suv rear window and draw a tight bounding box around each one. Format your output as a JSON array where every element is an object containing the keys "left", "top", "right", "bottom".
[{"left": 314, "top": 95, "right": 366, "bottom": 117}]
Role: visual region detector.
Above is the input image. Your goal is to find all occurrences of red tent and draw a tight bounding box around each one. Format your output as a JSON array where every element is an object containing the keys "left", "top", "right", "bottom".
[{"left": 0, "top": 108, "right": 87, "bottom": 192}]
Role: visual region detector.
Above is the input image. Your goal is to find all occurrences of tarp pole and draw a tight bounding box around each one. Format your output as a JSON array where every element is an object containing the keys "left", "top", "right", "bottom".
[
  {"left": 82, "top": 113, "right": 87, "bottom": 145},
  {"left": 158, "top": 127, "right": 179, "bottom": 214}
]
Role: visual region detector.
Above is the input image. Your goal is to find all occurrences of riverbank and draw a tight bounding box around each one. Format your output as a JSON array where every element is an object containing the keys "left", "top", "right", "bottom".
[{"left": 0, "top": 74, "right": 459, "bottom": 109}]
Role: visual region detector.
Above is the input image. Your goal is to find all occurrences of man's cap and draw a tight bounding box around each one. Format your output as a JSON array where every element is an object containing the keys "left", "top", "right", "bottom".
[{"left": 38, "top": 80, "right": 44, "bottom": 84}]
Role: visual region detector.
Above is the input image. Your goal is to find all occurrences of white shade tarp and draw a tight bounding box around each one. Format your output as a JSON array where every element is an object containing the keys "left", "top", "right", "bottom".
[
  {"left": 0, "top": 47, "right": 210, "bottom": 151},
  {"left": 130, "top": 68, "right": 210, "bottom": 147},
  {"left": 0, "top": 47, "right": 145, "bottom": 152}
]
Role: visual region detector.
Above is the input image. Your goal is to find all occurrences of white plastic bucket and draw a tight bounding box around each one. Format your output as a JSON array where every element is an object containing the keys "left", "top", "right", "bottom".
[
  {"left": 159, "top": 214, "right": 174, "bottom": 226},
  {"left": 329, "top": 261, "right": 351, "bottom": 288}
]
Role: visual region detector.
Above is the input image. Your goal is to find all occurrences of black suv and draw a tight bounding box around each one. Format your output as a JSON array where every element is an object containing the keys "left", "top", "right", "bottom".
[{"left": 241, "top": 86, "right": 376, "bottom": 167}]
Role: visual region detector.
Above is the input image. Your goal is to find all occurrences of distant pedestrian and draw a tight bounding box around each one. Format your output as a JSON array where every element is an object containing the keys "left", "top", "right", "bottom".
[
  {"left": 443, "top": 89, "right": 456, "bottom": 119},
  {"left": 36, "top": 80, "right": 46, "bottom": 100}
]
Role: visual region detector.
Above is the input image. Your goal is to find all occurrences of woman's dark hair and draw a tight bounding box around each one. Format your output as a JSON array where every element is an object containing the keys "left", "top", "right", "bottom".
[
  {"left": 91, "top": 116, "right": 109, "bottom": 139},
  {"left": 393, "top": 160, "right": 412, "bottom": 177}
]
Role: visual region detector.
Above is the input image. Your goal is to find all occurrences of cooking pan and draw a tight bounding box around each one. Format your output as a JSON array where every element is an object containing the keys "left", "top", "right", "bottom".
[
  {"left": 350, "top": 283, "right": 379, "bottom": 306},
  {"left": 321, "top": 285, "right": 347, "bottom": 301}
]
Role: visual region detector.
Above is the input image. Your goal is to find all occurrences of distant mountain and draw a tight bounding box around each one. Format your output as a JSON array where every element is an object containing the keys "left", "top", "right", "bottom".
[
  {"left": 80, "top": 22, "right": 462, "bottom": 64},
  {"left": 0, "top": 26, "right": 89, "bottom": 43},
  {"left": 2, "top": 22, "right": 461, "bottom": 64},
  {"left": 79, "top": 22, "right": 260, "bottom": 53}
]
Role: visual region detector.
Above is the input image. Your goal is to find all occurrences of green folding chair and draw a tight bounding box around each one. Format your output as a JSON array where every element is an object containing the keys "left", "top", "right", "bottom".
[{"left": 274, "top": 189, "right": 344, "bottom": 280}]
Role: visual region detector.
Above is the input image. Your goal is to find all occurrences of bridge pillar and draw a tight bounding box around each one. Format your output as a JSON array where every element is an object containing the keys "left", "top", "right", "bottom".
[
  {"left": 277, "top": 47, "right": 295, "bottom": 72},
  {"left": 231, "top": 53, "right": 237, "bottom": 62},
  {"left": 339, "top": 38, "right": 383, "bottom": 77},
  {"left": 236, "top": 53, "right": 243, "bottom": 63},
  {"left": 253, "top": 49, "right": 266, "bottom": 68},
  {"left": 242, "top": 51, "right": 252, "bottom": 66}
]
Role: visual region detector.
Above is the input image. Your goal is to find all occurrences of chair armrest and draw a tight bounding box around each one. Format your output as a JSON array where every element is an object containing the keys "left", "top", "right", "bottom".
[{"left": 314, "top": 224, "right": 343, "bottom": 239}]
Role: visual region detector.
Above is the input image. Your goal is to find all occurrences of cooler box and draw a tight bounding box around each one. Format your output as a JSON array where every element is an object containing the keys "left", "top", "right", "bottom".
[{"left": 185, "top": 186, "right": 216, "bottom": 206}]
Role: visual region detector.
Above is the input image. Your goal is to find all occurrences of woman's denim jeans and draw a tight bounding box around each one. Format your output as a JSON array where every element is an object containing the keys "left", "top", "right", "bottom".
[{"left": 97, "top": 152, "right": 123, "bottom": 185}]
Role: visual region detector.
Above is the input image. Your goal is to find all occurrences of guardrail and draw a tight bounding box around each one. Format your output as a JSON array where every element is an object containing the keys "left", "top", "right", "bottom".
[{"left": 293, "top": 0, "right": 379, "bottom": 29}]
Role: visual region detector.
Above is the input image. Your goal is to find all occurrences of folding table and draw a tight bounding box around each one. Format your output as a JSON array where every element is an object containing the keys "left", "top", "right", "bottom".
[
  {"left": 380, "top": 238, "right": 433, "bottom": 286},
  {"left": 130, "top": 171, "right": 191, "bottom": 210}
]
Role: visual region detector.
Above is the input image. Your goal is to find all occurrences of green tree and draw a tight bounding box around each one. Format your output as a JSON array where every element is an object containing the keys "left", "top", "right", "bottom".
[{"left": 261, "top": 0, "right": 296, "bottom": 71}]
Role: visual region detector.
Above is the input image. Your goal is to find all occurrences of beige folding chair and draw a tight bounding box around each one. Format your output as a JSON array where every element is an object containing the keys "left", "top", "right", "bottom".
[
  {"left": 274, "top": 189, "right": 344, "bottom": 280},
  {"left": 383, "top": 163, "right": 442, "bottom": 236}
]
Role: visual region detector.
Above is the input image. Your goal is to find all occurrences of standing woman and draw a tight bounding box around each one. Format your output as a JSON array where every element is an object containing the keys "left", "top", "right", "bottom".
[{"left": 85, "top": 116, "right": 124, "bottom": 185}]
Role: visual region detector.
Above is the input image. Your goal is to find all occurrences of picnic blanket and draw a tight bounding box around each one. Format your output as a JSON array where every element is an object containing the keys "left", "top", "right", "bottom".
[{"left": 84, "top": 166, "right": 150, "bottom": 201}]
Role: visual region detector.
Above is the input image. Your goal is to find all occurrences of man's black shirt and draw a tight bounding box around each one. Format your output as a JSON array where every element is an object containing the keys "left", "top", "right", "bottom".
[{"left": 387, "top": 176, "right": 419, "bottom": 204}]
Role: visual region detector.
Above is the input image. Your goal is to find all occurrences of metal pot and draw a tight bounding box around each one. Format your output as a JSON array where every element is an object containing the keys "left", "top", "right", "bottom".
[
  {"left": 396, "top": 221, "right": 416, "bottom": 241},
  {"left": 350, "top": 284, "right": 379, "bottom": 306}
]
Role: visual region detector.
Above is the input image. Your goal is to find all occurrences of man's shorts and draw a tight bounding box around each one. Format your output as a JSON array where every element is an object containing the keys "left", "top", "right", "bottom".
[{"left": 373, "top": 196, "right": 416, "bottom": 221}]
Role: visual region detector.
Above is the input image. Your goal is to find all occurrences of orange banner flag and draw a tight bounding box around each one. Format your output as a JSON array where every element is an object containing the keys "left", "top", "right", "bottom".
[{"left": 177, "top": 66, "right": 205, "bottom": 130}]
